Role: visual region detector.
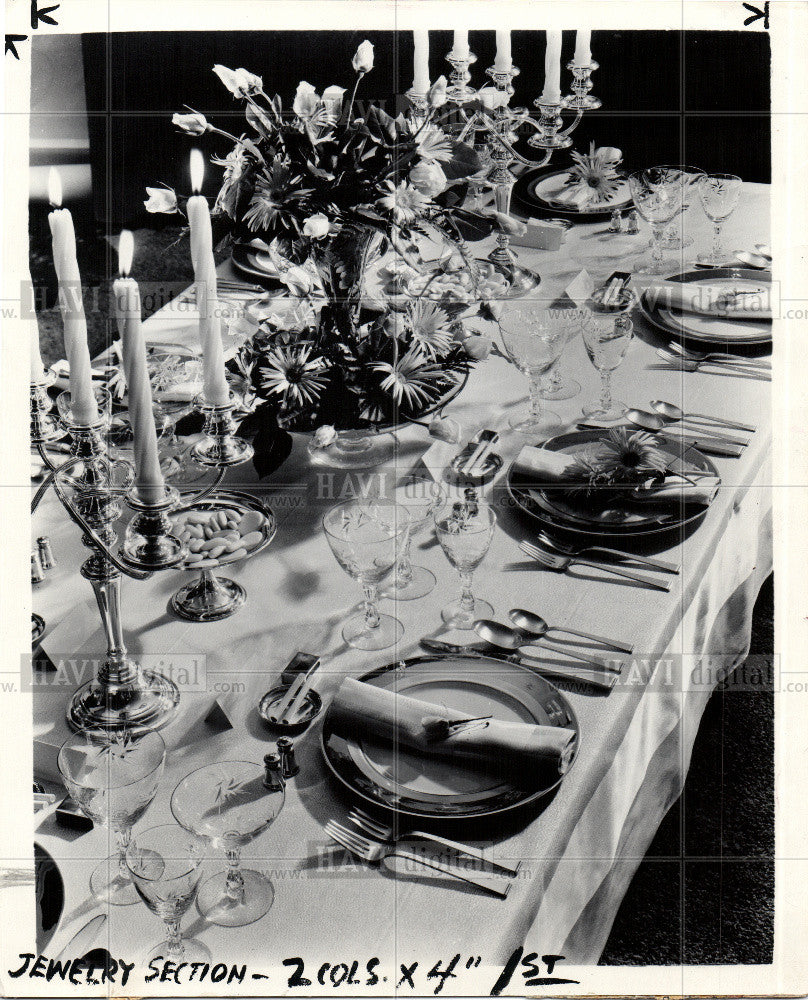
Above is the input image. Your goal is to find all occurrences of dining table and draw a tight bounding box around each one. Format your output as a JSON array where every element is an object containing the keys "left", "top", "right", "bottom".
[{"left": 30, "top": 180, "right": 772, "bottom": 982}]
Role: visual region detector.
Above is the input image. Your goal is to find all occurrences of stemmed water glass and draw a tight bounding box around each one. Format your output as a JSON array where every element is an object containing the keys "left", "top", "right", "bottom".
[
  {"left": 383, "top": 477, "right": 445, "bottom": 601},
  {"left": 323, "top": 498, "right": 408, "bottom": 650},
  {"left": 126, "top": 823, "right": 211, "bottom": 963},
  {"left": 498, "top": 308, "right": 570, "bottom": 434},
  {"left": 628, "top": 167, "right": 685, "bottom": 274},
  {"left": 580, "top": 307, "right": 635, "bottom": 422},
  {"left": 57, "top": 729, "right": 166, "bottom": 905},
  {"left": 540, "top": 309, "right": 582, "bottom": 401},
  {"left": 655, "top": 165, "right": 705, "bottom": 250},
  {"left": 697, "top": 173, "right": 743, "bottom": 265},
  {"left": 171, "top": 760, "right": 285, "bottom": 928},
  {"left": 434, "top": 499, "right": 497, "bottom": 629}
]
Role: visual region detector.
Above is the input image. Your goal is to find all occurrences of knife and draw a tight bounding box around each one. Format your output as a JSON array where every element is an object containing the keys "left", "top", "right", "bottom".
[
  {"left": 54, "top": 913, "right": 107, "bottom": 963},
  {"left": 419, "top": 639, "right": 617, "bottom": 691}
]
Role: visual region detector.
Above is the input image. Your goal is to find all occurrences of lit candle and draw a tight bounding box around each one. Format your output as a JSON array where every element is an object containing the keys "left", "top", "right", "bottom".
[
  {"left": 27, "top": 268, "right": 45, "bottom": 383},
  {"left": 573, "top": 29, "right": 592, "bottom": 68},
  {"left": 112, "top": 231, "right": 165, "bottom": 505},
  {"left": 452, "top": 30, "right": 470, "bottom": 60},
  {"left": 413, "top": 30, "right": 430, "bottom": 94},
  {"left": 47, "top": 168, "right": 98, "bottom": 424},
  {"left": 185, "top": 149, "right": 230, "bottom": 408},
  {"left": 494, "top": 30, "right": 512, "bottom": 72},
  {"left": 541, "top": 30, "right": 563, "bottom": 105}
]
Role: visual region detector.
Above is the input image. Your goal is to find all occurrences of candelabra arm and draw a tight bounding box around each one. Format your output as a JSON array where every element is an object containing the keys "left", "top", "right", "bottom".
[
  {"left": 50, "top": 464, "right": 152, "bottom": 581},
  {"left": 559, "top": 107, "right": 585, "bottom": 137},
  {"left": 31, "top": 466, "right": 60, "bottom": 516},
  {"left": 456, "top": 110, "right": 485, "bottom": 144},
  {"left": 36, "top": 441, "right": 59, "bottom": 474},
  {"left": 483, "top": 120, "right": 554, "bottom": 169},
  {"left": 179, "top": 465, "right": 226, "bottom": 505}
]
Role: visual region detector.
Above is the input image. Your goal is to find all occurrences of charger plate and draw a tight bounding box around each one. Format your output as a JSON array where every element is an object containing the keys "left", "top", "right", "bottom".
[
  {"left": 513, "top": 167, "right": 632, "bottom": 221},
  {"left": 321, "top": 654, "right": 579, "bottom": 822}
]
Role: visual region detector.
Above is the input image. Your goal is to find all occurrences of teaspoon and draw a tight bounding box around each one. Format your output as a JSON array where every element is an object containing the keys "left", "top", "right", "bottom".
[
  {"left": 626, "top": 409, "right": 747, "bottom": 446},
  {"left": 650, "top": 399, "right": 755, "bottom": 433},
  {"left": 508, "top": 608, "right": 634, "bottom": 654},
  {"left": 473, "top": 620, "right": 622, "bottom": 672}
]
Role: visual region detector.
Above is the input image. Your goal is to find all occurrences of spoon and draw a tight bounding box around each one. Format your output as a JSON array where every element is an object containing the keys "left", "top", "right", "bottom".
[
  {"left": 626, "top": 409, "right": 747, "bottom": 446},
  {"left": 473, "top": 620, "right": 622, "bottom": 673},
  {"left": 508, "top": 608, "right": 635, "bottom": 654},
  {"left": 650, "top": 399, "right": 755, "bottom": 433}
]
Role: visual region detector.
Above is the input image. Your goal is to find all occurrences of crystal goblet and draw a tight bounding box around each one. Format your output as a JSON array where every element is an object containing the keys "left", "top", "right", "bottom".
[
  {"left": 697, "top": 173, "right": 743, "bottom": 265},
  {"left": 434, "top": 499, "right": 497, "bottom": 629},
  {"left": 171, "top": 760, "right": 285, "bottom": 928},
  {"left": 539, "top": 309, "right": 582, "bottom": 400},
  {"left": 57, "top": 729, "right": 166, "bottom": 905},
  {"left": 580, "top": 303, "right": 635, "bottom": 422},
  {"left": 628, "top": 167, "right": 685, "bottom": 274},
  {"left": 382, "top": 477, "right": 445, "bottom": 602},
  {"left": 654, "top": 164, "right": 705, "bottom": 250},
  {"left": 498, "top": 308, "right": 570, "bottom": 434},
  {"left": 126, "top": 823, "right": 211, "bottom": 964},
  {"left": 323, "top": 499, "right": 408, "bottom": 650}
]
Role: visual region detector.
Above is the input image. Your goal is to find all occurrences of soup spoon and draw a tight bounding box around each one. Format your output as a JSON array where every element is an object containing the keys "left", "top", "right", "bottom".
[
  {"left": 473, "top": 620, "right": 623, "bottom": 673},
  {"left": 649, "top": 399, "right": 755, "bottom": 433},
  {"left": 626, "top": 409, "right": 747, "bottom": 446},
  {"left": 508, "top": 608, "right": 634, "bottom": 654}
]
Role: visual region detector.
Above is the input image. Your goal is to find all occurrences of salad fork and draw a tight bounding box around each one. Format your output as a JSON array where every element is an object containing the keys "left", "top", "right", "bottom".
[
  {"left": 519, "top": 541, "right": 671, "bottom": 592},
  {"left": 664, "top": 342, "right": 770, "bottom": 370},
  {"left": 656, "top": 348, "right": 771, "bottom": 378},
  {"left": 533, "top": 529, "right": 680, "bottom": 575},
  {"left": 348, "top": 807, "right": 519, "bottom": 876},
  {"left": 325, "top": 820, "right": 511, "bottom": 898}
]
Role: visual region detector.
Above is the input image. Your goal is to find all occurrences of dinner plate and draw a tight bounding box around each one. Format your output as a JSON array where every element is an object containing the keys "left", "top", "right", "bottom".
[
  {"left": 231, "top": 242, "right": 285, "bottom": 284},
  {"left": 35, "top": 842, "right": 64, "bottom": 952},
  {"left": 506, "top": 429, "right": 719, "bottom": 541},
  {"left": 513, "top": 167, "right": 632, "bottom": 221},
  {"left": 638, "top": 268, "right": 772, "bottom": 348},
  {"left": 321, "top": 654, "right": 579, "bottom": 822}
]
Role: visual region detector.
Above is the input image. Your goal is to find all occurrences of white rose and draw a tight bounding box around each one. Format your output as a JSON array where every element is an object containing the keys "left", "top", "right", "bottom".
[
  {"left": 322, "top": 85, "right": 347, "bottom": 119},
  {"left": 409, "top": 160, "right": 447, "bottom": 198},
  {"left": 599, "top": 146, "right": 622, "bottom": 164},
  {"left": 235, "top": 68, "right": 263, "bottom": 96},
  {"left": 302, "top": 213, "right": 330, "bottom": 239},
  {"left": 352, "top": 40, "right": 375, "bottom": 74},
  {"left": 293, "top": 81, "right": 321, "bottom": 119},
  {"left": 427, "top": 76, "right": 448, "bottom": 109},
  {"left": 462, "top": 334, "right": 493, "bottom": 360},
  {"left": 212, "top": 64, "right": 243, "bottom": 97},
  {"left": 143, "top": 186, "right": 178, "bottom": 213},
  {"left": 172, "top": 112, "right": 209, "bottom": 135}
]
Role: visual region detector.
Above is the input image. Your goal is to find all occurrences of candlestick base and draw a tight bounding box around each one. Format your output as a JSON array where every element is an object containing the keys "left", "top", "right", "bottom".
[
  {"left": 30, "top": 375, "right": 61, "bottom": 444},
  {"left": 526, "top": 100, "right": 576, "bottom": 150},
  {"left": 191, "top": 393, "right": 254, "bottom": 468},
  {"left": 562, "top": 60, "right": 601, "bottom": 110},
  {"left": 66, "top": 667, "right": 180, "bottom": 735},
  {"left": 446, "top": 53, "right": 478, "bottom": 104},
  {"left": 121, "top": 486, "right": 187, "bottom": 571},
  {"left": 405, "top": 88, "right": 429, "bottom": 129}
]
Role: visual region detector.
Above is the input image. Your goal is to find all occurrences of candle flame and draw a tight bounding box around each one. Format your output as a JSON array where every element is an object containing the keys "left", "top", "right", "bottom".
[
  {"left": 48, "top": 168, "right": 63, "bottom": 208},
  {"left": 118, "top": 230, "right": 134, "bottom": 276},
  {"left": 190, "top": 149, "right": 205, "bottom": 193}
]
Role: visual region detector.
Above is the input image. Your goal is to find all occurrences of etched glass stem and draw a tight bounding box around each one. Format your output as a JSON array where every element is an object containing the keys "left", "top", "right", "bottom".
[
  {"left": 225, "top": 846, "right": 245, "bottom": 903},
  {"left": 363, "top": 584, "right": 381, "bottom": 629},
  {"left": 600, "top": 370, "right": 613, "bottom": 413},
  {"left": 459, "top": 571, "right": 475, "bottom": 613}
]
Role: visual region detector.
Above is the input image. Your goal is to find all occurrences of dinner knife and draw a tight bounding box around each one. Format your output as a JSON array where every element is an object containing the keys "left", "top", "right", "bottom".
[{"left": 419, "top": 639, "right": 617, "bottom": 691}]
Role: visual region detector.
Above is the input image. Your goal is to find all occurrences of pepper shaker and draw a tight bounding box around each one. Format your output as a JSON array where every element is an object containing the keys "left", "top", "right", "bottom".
[
  {"left": 262, "top": 752, "right": 285, "bottom": 791},
  {"left": 31, "top": 551, "right": 45, "bottom": 585},
  {"left": 277, "top": 737, "right": 300, "bottom": 778},
  {"left": 37, "top": 536, "right": 56, "bottom": 571},
  {"left": 625, "top": 209, "right": 640, "bottom": 235},
  {"left": 608, "top": 209, "right": 623, "bottom": 233}
]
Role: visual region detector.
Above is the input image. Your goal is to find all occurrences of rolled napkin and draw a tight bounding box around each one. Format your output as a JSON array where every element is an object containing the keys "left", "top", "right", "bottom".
[
  {"left": 553, "top": 186, "right": 596, "bottom": 210},
  {"left": 513, "top": 445, "right": 575, "bottom": 482},
  {"left": 329, "top": 677, "right": 576, "bottom": 777},
  {"left": 645, "top": 281, "right": 772, "bottom": 320},
  {"left": 631, "top": 473, "right": 720, "bottom": 507}
]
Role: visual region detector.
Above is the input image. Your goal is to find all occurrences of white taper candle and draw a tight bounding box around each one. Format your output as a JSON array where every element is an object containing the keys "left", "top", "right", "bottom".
[
  {"left": 541, "top": 31, "right": 563, "bottom": 104},
  {"left": 413, "top": 30, "right": 430, "bottom": 93},
  {"left": 494, "top": 30, "right": 512, "bottom": 72},
  {"left": 573, "top": 29, "right": 592, "bottom": 67}
]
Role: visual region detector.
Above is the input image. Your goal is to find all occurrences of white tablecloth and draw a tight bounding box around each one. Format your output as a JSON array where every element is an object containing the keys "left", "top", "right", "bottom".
[{"left": 31, "top": 183, "right": 772, "bottom": 985}]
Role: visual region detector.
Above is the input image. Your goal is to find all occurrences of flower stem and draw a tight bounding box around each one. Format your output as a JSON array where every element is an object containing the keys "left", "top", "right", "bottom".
[{"left": 345, "top": 73, "right": 364, "bottom": 125}]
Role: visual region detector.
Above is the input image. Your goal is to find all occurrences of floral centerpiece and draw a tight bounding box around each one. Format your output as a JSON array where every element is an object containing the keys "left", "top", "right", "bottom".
[{"left": 149, "top": 42, "right": 498, "bottom": 434}]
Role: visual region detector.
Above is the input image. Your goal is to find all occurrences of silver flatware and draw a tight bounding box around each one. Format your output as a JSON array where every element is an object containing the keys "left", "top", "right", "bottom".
[
  {"left": 574, "top": 421, "right": 743, "bottom": 455},
  {"left": 508, "top": 607, "right": 636, "bottom": 653},
  {"left": 663, "top": 342, "right": 771, "bottom": 371},
  {"left": 627, "top": 409, "right": 748, "bottom": 447},
  {"left": 531, "top": 529, "right": 679, "bottom": 576},
  {"left": 348, "top": 806, "right": 519, "bottom": 877},
  {"left": 474, "top": 620, "right": 624, "bottom": 672},
  {"left": 324, "top": 820, "right": 511, "bottom": 898},
  {"left": 649, "top": 399, "right": 756, "bottom": 433},
  {"left": 519, "top": 540, "right": 672, "bottom": 592},
  {"left": 418, "top": 639, "right": 618, "bottom": 691},
  {"left": 655, "top": 348, "right": 771, "bottom": 379}
]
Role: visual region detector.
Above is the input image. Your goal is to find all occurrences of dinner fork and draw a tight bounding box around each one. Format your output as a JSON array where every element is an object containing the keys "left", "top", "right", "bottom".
[
  {"left": 519, "top": 541, "right": 672, "bottom": 592},
  {"left": 348, "top": 806, "right": 520, "bottom": 876},
  {"left": 325, "top": 820, "right": 511, "bottom": 898},
  {"left": 664, "top": 342, "right": 771, "bottom": 370},
  {"left": 655, "top": 348, "right": 771, "bottom": 379},
  {"left": 533, "top": 528, "right": 680, "bottom": 575}
]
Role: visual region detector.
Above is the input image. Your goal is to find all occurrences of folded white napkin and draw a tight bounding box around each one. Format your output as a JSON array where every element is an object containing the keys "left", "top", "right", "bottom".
[
  {"left": 553, "top": 186, "right": 596, "bottom": 209},
  {"left": 513, "top": 446, "right": 575, "bottom": 482},
  {"left": 646, "top": 281, "right": 772, "bottom": 320}
]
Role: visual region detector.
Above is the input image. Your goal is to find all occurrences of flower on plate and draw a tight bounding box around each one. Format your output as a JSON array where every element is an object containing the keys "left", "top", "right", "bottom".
[
  {"left": 172, "top": 111, "right": 209, "bottom": 135},
  {"left": 586, "top": 427, "right": 669, "bottom": 485},
  {"left": 564, "top": 142, "right": 624, "bottom": 205},
  {"left": 406, "top": 299, "right": 454, "bottom": 357},
  {"left": 377, "top": 180, "right": 430, "bottom": 224},
  {"left": 143, "top": 185, "right": 178, "bottom": 214},
  {"left": 413, "top": 127, "right": 453, "bottom": 164},
  {"left": 352, "top": 40, "right": 374, "bottom": 74},
  {"left": 302, "top": 213, "right": 330, "bottom": 239},
  {"left": 258, "top": 344, "right": 329, "bottom": 408},
  {"left": 372, "top": 345, "right": 444, "bottom": 409},
  {"left": 427, "top": 75, "right": 448, "bottom": 109},
  {"left": 293, "top": 81, "right": 321, "bottom": 119},
  {"left": 409, "top": 161, "right": 447, "bottom": 198}
]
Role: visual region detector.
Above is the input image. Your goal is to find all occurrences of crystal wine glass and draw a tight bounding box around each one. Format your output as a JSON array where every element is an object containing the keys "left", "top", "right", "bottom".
[
  {"left": 540, "top": 309, "right": 582, "bottom": 401},
  {"left": 171, "top": 760, "right": 285, "bottom": 928},
  {"left": 498, "top": 308, "right": 570, "bottom": 434},
  {"left": 580, "top": 308, "right": 635, "bottom": 422},
  {"left": 655, "top": 164, "right": 705, "bottom": 250},
  {"left": 697, "top": 173, "right": 742, "bottom": 265},
  {"left": 57, "top": 729, "right": 166, "bottom": 905},
  {"left": 382, "top": 477, "right": 445, "bottom": 601},
  {"left": 434, "top": 499, "right": 497, "bottom": 629},
  {"left": 323, "top": 499, "right": 408, "bottom": 649},
  {"left": 126, "top": 823, "right": 211, "bottom": 963},
  {"left": 628, "top": 167, "right": 685, "bottom": 274}
]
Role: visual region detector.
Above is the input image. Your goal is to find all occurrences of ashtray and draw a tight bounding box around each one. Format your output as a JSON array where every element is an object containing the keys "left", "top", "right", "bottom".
[
  {"left": 447, "top": 450, "right": 503, "bottom": 486},
  {"left": 258, "top": 684, "right": 322, "bottom": 733}
]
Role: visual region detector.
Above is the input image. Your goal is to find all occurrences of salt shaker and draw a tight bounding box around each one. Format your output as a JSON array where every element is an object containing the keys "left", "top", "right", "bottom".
[
  {"left": 37, "top": 536, "right": 55, "bottom": 570},
  {"left": 625, "top": 210, "right": 640, "bottom": 235},
  {"left": 608, "top": 209, "right": 623, "bottom": 233},
  {"left": 276, "top": 737, "right": 300, "bottom": 778},
  {"left": 262, "top": 752, "right": 285, "bottom": 791},
  {"left": 31, "top": 551, "right": 45, "bottom": 585}
]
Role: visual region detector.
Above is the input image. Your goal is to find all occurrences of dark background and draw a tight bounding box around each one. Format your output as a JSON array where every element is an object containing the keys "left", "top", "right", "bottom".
[{"left": 71, "top": 29, "right": 770, "bottom": 231}]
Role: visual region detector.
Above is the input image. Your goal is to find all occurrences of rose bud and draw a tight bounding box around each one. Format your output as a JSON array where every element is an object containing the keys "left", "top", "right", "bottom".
[
  {"left": 313, "top": 425, "right": 337, "bottom": 448},
  {"left": 302, "top": 213, "right": 331, "bottom": 239},
  {"left": 322, "top": 85, "right": 347, "bottom": 119},
  {"left": 235, "top": 68, "right": 263, "bottom": 96},
  {"left": 427, "top": 76, "right": 448, "bottom": 109},
  {"left": 212, "top": 64, "right": 243, "bottom": 97},
  {"left": 462, "top": 334, "right": 493, "bottom": 360},
  {"left": 410, "top": 161, "right": 447, "bottom": 199},
  {"left": 352, "top": 40, "right": 375, "bottom": 74},
  {"left": 143, "top": 186, "right": 178, "bottom": 214},
  {"left": 172, "top": 111, "right": 209, "bottom": 135},
  {"left": 429, "top": 415, "right": 462, "bottom": 444},
  {"left": 293, "top": 81, "right": 321, "bottom": 119}
]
